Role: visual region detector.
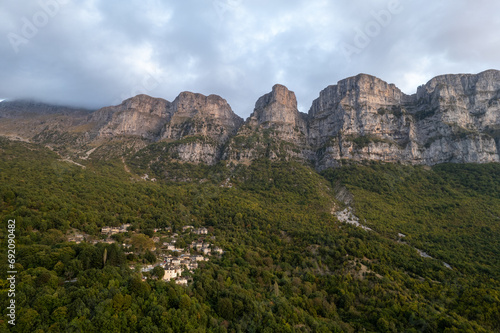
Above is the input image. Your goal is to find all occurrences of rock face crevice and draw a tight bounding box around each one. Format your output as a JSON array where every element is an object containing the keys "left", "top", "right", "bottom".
[{"left": 1, "top": 70, "right": 499, "bottom": 169}]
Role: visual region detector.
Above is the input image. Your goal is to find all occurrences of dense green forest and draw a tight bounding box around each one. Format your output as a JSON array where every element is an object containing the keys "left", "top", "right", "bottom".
[{"left": 1, "top": 138, "right": 499, "bottom": 332}]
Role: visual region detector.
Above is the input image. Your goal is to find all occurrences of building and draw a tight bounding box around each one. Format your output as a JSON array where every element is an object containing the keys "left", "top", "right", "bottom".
[
  {"left": 213, "top": 247, "right": 224, "bottom": 255},
  {"left": 193, "top": 227, "right": 208, "bottom": 235},
  {"left": 176, "top": 278, "right": 188, "bottom": 286},
  {"left": 163, "top": 268, "right": 178, "bottom": 281},
  {"left": 120, "top": 223, "right": 131, "bottom": 231},
  {"left": 141, "top": 265, "right": 154, "bottom": 272},
  {"left": 68, "top": 234, "right": 85, "bottom": 244},
  {"left": 101, "top": 223, "right": 131, "bottom": 235},
  {"left": 101, "top": 227, "right": 120, "bottom": 235}
]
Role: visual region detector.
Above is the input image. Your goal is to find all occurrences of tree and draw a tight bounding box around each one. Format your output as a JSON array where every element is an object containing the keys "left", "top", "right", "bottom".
[
  {"left": 143, "top": 228, "right": 155, "bottom": 238},
  {"left": 217, "top": 298, "right": 234, "bottom": 320},
  {"left": 145, "top": 250, "right": 156, "bottom": 264},
  {"left": 130, "top": 234, "right": 155, "bottom": 253},
  {"left": 152, "top": 266, "right": 165, "bottom": 280}
]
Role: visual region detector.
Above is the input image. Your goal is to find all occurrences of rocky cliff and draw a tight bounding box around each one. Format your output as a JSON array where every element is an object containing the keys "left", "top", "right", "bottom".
[
  {"left": 90, "top": 94, "right": 172, "bottom": 140},
  {"left": 0, "top": 70, "right": 499, "bottom": 169},
  {"left": 307, "top": 70, "right": 500, "bottom": 169},
  {"left": 158, "top": 91, "right": 243, "bottom": 164},
  {"left": 224, "top": 84, "right": 311, "bottom": 164},
  {"left": 307, "top": 74, "right": 415, "bottom": 168},
  {"left": 90, "top": 92, "right": 242, "bottom": 143},
  {"left": 161, "top": 92, "right": 243, "bottom": 143}
]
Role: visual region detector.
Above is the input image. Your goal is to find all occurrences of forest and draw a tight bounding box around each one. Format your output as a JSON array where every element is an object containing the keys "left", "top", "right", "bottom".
[{"left": 1, "top": 137, "right": 499, "bottom": 332}]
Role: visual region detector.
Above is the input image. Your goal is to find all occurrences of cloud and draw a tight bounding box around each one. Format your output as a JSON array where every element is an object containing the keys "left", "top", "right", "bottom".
[{"left": 1, "top": 0, "right": 499, "bottom": 117}]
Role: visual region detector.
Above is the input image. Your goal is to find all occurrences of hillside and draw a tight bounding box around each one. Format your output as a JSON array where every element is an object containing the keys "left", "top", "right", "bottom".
[{"left": 1, "top": 138, "right": 499, "bottom": 332}]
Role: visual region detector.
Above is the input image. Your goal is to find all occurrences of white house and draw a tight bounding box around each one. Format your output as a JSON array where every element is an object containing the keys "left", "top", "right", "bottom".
[
  {"left": 193, "top": 227, "right": 208, "bottom": 235},
  {"left": 176, "top": 278, "right": 188, "bottom": 286},
  {"left": 163, "top": 269, "right": 178, "bottom": 281},
  {"left": 193, "top": 255, "right": 205, "bottom": 262}
]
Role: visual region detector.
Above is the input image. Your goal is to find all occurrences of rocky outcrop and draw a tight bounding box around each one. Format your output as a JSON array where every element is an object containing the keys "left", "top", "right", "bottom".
[
  {"left": 308, "top": 74, "right": 412, "bottom": 146},
  {"left": 246, "top": 84, "right": 307, "bottom": 135},
  {"left": 155, "top": 92, "right": 243, "bottom": 165},
  {"left": 85, "top": 92, "right": 242, "bottom": 162},
  {"left": 171, "top": 141, "right": 219, "bottom": 165},
  {"left": 91, "top": 94, "right": 172, "bottom": 140},
  {"left": 224, "top": 84, "right": 311, "bottom": 164},
  {"left": 252, "top": 84, "right": 304, "bottom": 126},
  {"left": 91, "top": 92, "right": 243, "bottom": 144},
  {"left": 161, "top": 92, "right": 243, "bottom": 143}
]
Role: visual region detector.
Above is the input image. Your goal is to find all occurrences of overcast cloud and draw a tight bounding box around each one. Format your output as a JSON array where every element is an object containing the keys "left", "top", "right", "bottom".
[{"left": 1, "top": 0, "right": 499, "bottom": 117}]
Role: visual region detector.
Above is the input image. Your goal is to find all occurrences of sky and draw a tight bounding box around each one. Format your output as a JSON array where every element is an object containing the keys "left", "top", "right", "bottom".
[{"left": 1, "top": 0, "right": 499, "bottom": 118}]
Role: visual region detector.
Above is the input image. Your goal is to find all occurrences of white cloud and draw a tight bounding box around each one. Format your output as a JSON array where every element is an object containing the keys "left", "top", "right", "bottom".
[{"left": 0, "top": 0, "right": 499, "bottom": 117}]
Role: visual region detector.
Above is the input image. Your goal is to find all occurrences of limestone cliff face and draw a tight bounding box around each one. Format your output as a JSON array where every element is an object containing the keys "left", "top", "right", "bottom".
[
  {"left": 308, "top": 74, "right": 412, "bottom": 146},
  {"left": 308, "top": 70, "right": 500, "bottom": 169},
  {"left": 88, "top": 92, "right": 242, "bottom": 163},
  {"left": 224, "top": 84, "right": 311, "bottom": 164},
  {"left": 252, "top": 84, "right": 302, "bottom": 125},
  {"left": 172, "top": 141, "right": 219, "bottom": 165},
  {"left": 91, "top": 94, "right": 172, "bottom": 140},
  {"left": 308, "top": 74, "right": 418, "bottom": 168},
  {"left": 161, "top": 92, "right": 243, "bottom": 143},
  {"left": 409, "top": 70, "right": 500, "bottom": 165},
  {"left": 91, "top": 92, "right": 242, "bottom": 143},
  {"left": 1, "top": 70, "right": 499, "bottom": 169},
  {"left": 413, "top": 70, "right": 500, "bottom": 141}
]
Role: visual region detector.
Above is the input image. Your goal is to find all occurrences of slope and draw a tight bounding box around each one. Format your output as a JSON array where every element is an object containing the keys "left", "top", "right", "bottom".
[{"left": 0, "top": 138, "right": 499, "bottom": 332}]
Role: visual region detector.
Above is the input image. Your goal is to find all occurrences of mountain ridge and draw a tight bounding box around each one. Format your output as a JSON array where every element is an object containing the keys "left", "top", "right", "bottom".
[{"left": 1, "top": 70, "right": 499, "bottom": 169}]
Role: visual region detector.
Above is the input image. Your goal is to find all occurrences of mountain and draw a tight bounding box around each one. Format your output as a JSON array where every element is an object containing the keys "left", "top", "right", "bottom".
[
  {"left": 1, "top": 70, "right": 499, "bottom": 169},
  {"left": 2, "top": 73, "right": 500, "bottom": 331},
  {"left": 0, "top": 100, "right": 93, "bottom": 143}
]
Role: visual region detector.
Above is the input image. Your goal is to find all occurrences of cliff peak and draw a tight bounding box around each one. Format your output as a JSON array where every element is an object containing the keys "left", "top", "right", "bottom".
[{"left": 252, "top": 84, "right": 299, "bottom": 126}]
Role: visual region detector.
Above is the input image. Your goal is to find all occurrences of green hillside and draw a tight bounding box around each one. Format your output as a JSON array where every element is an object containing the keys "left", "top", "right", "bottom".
[{"left": 1, "top": 138, "right": 499, "bottom": 332}]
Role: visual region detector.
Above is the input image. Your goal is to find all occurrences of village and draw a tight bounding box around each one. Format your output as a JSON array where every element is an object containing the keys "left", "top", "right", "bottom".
[{"left": 67, "top": 224, "right": 224, "bottom": 286}]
